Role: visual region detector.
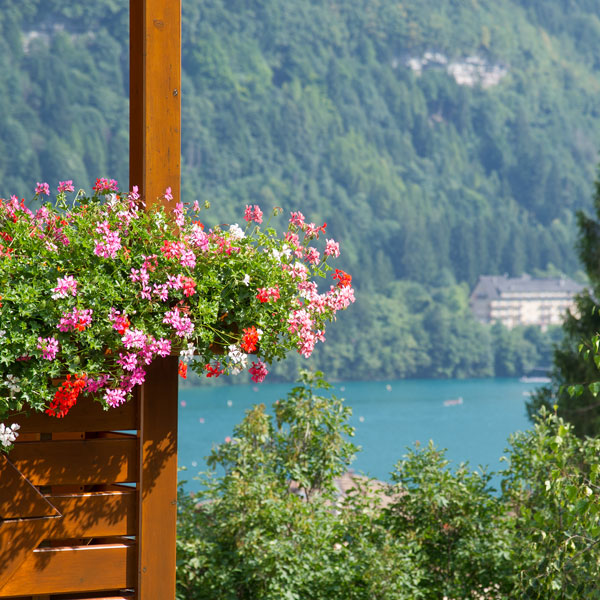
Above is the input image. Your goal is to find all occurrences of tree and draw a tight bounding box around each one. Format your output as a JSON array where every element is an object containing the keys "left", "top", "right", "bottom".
[
  {"left": 175, "top": 371, "right": 418, "bottom": 600},
  {"left": 528, "top": 171, "right": 600, "bottom": 437},
  {"left": 6, "top": 0, "right": 600, "bottom": 382},
  {"left": 384, "top": 442, "right": 511, "bottom": 599},
  {"left": 502, "top": 408, "right": 600, "bottom": 598}
]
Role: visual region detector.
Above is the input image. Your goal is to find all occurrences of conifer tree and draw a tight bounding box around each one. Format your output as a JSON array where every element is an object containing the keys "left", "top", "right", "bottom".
[{"left": 528, "top": 171, "right": 600, "bottom": 437}]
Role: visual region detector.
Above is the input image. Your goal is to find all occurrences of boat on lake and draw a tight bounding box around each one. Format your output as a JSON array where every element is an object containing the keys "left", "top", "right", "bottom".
[
  {"left": 518, "top": 376, "right": 551, "bottom": 383},
  {"left": 519, "top": 367, "right": 551, "bottom": 384},
  {"left": 443, "top": 397, "right": 463, "bottom": 407}
]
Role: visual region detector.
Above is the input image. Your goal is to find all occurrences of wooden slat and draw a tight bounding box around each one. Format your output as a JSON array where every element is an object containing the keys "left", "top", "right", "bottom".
[
  {"left": 10, "top": 438, "right": 138, "bottom": 486},
  {"left": 92, "top": 432, "right": 137, "bottom": 441},
  {"left": 50, "top": 595, "right": 134, "bottom": 600},
  {"left": 38, "top": 593, "right": 134, "bottom": 600},
  {"left": 17, "top": 432, "right": 41, "bottom": 442},
  {"left": 13, "top": 396, "right": 138, "bottom": 434},
  {"left": 0, "top": 544, "right": 136, "bottom": 597},
  {"left": 55, "top": 597, "right": 134, "bottom": 600},
  {"left": 138, "top": 357, "right": 178, "bottom": 599},
  {"left": 45, "top": 490, "right": 136, "bottom": 540},
  {"left": 0, "top": 595, "right": 134, "bottom": 600},
  {"left": 52, "top": 432, "right": 85, "bottom": 441}
]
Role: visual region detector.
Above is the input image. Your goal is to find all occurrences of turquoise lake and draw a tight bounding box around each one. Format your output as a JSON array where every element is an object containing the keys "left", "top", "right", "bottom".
[{"left": 178, "top": 378, "right": 542, "bottom": 492}]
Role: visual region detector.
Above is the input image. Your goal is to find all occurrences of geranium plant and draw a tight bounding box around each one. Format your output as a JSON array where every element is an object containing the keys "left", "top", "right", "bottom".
[{"left": 0, "top": 179, "right": 354, "bottom": 448}]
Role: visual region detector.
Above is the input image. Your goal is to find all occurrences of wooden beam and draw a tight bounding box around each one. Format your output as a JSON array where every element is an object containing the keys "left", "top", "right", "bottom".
[
  {"left": 46, "top": 489, "right": 137, "bottom": 539},
  {"left": 130, "top": 0, "right": 181, "bottom": 209},
  {"left": 130, "top": 1, "right": 180, "bottom": 597}
]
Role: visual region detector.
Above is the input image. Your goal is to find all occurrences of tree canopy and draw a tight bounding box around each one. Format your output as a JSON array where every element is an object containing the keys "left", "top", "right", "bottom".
[{"left": 529, "top": 171, "right": 600, "bottom": 436}]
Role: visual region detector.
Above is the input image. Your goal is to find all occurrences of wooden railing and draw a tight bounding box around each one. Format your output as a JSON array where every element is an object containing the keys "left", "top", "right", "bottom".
[{"left": 0, "top": 357, "right": 178, "bottom": 599}]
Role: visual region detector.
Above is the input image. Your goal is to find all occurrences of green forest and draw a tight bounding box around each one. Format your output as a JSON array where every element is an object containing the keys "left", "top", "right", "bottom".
[{"left": 2, "top": 0, "right": 600, "bottom": 380}]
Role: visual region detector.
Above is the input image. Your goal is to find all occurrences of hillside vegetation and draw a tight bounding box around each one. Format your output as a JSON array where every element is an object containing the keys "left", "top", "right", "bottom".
[{"left": 2, "top": 0, "right": 599, "bottom": 379}]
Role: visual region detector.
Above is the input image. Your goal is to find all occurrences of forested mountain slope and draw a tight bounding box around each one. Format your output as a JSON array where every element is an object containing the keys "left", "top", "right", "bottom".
[{"left": 1, "top": 0, "right": 599, "bottom": 379}]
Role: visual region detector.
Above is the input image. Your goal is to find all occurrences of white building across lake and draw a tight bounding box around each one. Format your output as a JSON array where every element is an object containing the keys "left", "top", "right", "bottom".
[{"left": 469, "top": 274, "right": 584, "bottom": 329}]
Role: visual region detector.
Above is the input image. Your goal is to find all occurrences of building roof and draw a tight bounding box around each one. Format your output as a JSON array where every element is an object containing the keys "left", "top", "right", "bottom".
[{"left": 471, "top": 274, "right": 584, "bottom": 299}]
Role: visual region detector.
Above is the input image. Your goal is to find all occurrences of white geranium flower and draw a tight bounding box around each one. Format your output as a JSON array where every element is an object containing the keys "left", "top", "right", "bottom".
[
  {"left": 242, "top": 274, "right": 250, "bottom": 286},
  {"left": 228, "top": 345, "right": 248, "bottom": 374},
  {"left": 179, "top": 342, "right": 196, "bottom": 363},
  {"left": 5, "top": 375, "right": 20, "bottom": 393},
  {"left": 0, "top": 423, "right": 20, "bottom": 447},
  {"left": 272, "top": 245, "right": 291, "bottom": 262},
  {"left": 229, "top": 223, "right": 245, "bottom": 240},
  {"left": 154, "top": 211, "right": 167, "bottom": 230}
]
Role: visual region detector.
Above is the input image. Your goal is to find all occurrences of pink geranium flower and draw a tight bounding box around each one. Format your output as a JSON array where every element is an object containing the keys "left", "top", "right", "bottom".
[
  {"left": 57, "top": 180, "right": 74, "bottom": 193},
  {"left": 104, "top": 388, "right": 127, "bottom": 408},
  {"left": 163, "top": 308, "right": 194, "bottom": 338},
  {"left": 35, "top": 182, "right": 50, "bottom": 196},
  {"left": 37, "top": 336, "right": 59, "bottom": 360},
  {"left": 324, "top": 239, "right": 340, "bottom": 258},
  {"left": 57, "top": 308, "right": 93, "bottom": 332},
  {"left": 249, "top": 360, "right": 268, "bottom": 383},
  {"left": 289, "top": 211, "right": 305, "bottom": 228},
  {"left": 51, "top": 276, "right": 78, "bottom": 299},
  {"left": 93, "top": 178, "right": 119, "bottom": 193},
  {"left": 94, "top": 221, "right": 122, "bottom": 258},
  {"left": 244, "top": 204, "right": 263, "bottom": 224}
]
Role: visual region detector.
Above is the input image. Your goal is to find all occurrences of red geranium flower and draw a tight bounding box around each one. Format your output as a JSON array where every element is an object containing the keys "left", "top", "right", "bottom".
[
  {"left": 46, "top": 374, "right": 87, "bottom": 418},
  {"left": 205, "top": 362, "right": 224, "bottom": 378},
  {"left": 332, "top": 269, "right": 352, "bottom": 288},
  {"left": 241, "top": 326, "right": 259, "bottom": 353},
  {"left": 178, "top": 361, "right": 188, "bottom": 379}
]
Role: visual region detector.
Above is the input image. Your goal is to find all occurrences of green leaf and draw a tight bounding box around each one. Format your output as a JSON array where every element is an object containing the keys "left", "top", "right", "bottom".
[
  {"left": 589, "top": 381, "right": 600, "bottom": 397},
  {"left": 568, "top": 384, "right": 584, "bottom": 398}
]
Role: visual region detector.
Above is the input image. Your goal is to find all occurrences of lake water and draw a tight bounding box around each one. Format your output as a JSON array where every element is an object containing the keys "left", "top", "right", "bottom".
[{"left": 178, "top": 378, "right": 542, "bottom": 492}]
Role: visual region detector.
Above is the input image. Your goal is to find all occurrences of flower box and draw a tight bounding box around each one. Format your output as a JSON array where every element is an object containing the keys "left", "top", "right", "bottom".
[{"left": 0, "top": 183, "right": 354, "bottom": 435}]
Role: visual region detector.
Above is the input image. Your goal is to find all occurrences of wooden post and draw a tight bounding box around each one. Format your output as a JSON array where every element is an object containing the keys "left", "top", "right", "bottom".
[
  {"left": 130, "top": 1, "right": 181, "bottom": 599},
  {"left": 130, "top": 0, "right": 181, "bottom": 208},
  {"left": 0, "top": 3, "right": 181, "bottom": 598},
  {"left": 137, "top": 357, "right": 179, "bottom": 599}
]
